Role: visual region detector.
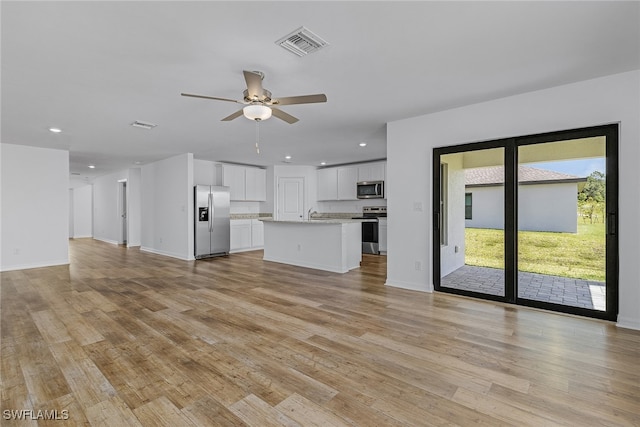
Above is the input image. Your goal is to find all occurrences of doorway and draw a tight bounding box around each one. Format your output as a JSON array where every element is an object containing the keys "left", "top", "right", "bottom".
[
  {"left": 433, "top": 124, "right": 618, "bottom": 321},
  {"left": 118, "top": 180, "right": 127, "bottom": 245}
]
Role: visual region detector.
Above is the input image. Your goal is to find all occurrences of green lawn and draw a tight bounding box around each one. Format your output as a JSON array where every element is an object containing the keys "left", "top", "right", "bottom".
[{"left": 465, "top": 222, "right": 606, "bottom": 282}]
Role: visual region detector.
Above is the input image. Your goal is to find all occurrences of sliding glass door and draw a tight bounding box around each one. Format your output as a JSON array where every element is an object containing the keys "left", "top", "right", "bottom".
[
  {"left": 433, "top": 125, "right": 618, "bottom": 321},
  {"left": 438, "top": 148, "right": 506, "bottom": 298}
]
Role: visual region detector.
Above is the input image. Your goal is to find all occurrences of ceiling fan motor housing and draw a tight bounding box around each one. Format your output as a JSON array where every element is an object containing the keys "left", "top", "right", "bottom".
[{"left": 243, "top": 88, "right": 272, "bottom": 104}]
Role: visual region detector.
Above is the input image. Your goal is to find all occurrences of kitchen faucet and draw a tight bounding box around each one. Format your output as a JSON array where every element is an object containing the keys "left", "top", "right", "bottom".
[{"left": 307, "top": 207, "right": 314, "bottom": 220}]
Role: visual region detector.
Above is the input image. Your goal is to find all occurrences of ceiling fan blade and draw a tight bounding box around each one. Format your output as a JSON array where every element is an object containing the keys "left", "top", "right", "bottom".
[
  {"left": 181, "top": 93, "right": 242, "bottom": 103},
  {"left": 221, "top": 109, "right": 245, "bottom": 121},
  {"left": 243, "top": 70, "right": 264, "bottom": 100},
  {"left": 272, "top": 94, "right": 327, "bottom": 106},
  {"left": 271, "top": 108, "right": 299, "bottom": 124}
]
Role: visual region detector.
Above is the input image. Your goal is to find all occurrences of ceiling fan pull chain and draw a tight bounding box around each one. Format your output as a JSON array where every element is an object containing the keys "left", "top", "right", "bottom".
[{"left": 255, "top": 120, "right": 260, "bottom": 154}]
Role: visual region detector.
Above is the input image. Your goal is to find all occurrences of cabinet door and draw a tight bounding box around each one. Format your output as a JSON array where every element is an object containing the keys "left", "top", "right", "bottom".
[
  {"left": 317, "top": 168, "right": 338, "bottom": 201},
  {"left": 230, "top": 220, "right": 252, "bottom": 251},
  {"left": 357, "top": 162, "right": 386, "bottom": 182},
  {"left": 378, "top": 218, "right": 388, "bottom": 252},
  {"left": 251, "top": 219, "right": 264, "bottom": 247},
  {"left": 337, "top": 167, "right": 358, "bottom": 200},
  {"left": 222, "top": 165, "right": 246, "bottom": 201},
  {"left": 245, "top": 167, "right": 266, "bottom": 201}
]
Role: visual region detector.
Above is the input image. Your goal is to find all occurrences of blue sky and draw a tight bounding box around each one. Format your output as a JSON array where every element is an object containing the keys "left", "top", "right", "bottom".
[{"left": 529, "top": 158, "right": 605, "bottom": 178}]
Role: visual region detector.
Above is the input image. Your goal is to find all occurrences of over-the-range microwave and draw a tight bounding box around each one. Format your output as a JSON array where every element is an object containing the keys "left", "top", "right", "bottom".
[{"left": 357, "top": 181, "right": 384, "bottom": 199}]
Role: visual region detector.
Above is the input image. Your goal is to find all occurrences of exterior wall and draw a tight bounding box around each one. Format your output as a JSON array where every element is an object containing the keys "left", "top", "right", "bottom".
[
  {"left": 465, "top": 186, "right": 504, "bottom": 230},
  {"left": 386, "top": 70, "right": 640, "bottom": 330},
  {"left": 465, "top": 183, "right": 578, "bottom": 233},
  {"left": 518, "top": 183, "right": 578, "bottom": 233}
]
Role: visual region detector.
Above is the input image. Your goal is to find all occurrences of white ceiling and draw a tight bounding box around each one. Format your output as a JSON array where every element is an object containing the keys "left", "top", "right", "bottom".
[{"left": 2, "top": 1, "right": 639, "bottom": 184}]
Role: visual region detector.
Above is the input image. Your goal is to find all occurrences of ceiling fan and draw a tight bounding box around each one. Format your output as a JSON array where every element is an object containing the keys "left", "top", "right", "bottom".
[{"left": 181, "top": 70, "right": 327, "bottom": 124}]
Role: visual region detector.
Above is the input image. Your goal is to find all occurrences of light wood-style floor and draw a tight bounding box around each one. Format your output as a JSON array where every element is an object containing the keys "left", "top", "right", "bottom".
[{"left": 2, "top": 239, "right": 639, "bottom": 426}]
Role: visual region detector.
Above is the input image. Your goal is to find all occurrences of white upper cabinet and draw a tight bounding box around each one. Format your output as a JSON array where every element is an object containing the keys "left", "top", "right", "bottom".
[
  {"left": 337, "top": 167, "right": 358, "bottom": 200},
  {"left": 219, "top": 164, "right": 266, "bottom": 201},
  {"left": 245, "top": 167, "right": 267, "bottom": 201},
  {"left": 357, "top": 162, "right": 386, "bottom": 182},
  {"left": 222, "top": 164, "right": 246, "bottom": 201},
  {"left": 317, "top": 168, "right": 338, "bottom": 201},
  {"left": 317, "top": 161, "right": 386, "bottom": 201}
]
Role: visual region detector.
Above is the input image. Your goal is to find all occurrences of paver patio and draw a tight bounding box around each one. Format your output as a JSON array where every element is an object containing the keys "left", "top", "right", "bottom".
[{"left": 441, "top": 265, "right": 606, "bottom": 311}]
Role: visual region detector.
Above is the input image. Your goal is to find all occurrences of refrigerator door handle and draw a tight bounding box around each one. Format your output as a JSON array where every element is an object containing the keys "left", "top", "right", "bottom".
[{"left": 208, "top": 192, "right": 214, "bottom": 232}]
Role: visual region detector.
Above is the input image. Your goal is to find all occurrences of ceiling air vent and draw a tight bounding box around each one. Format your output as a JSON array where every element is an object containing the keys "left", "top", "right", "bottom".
[
  {"left": 276, "top": 26, "right": 328, "bottom": 57},
  {"left": 130, "top": 120, "right": 157, "bottom": 130}
]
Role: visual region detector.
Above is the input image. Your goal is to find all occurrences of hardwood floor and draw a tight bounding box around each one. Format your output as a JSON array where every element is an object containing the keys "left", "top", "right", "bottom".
[{"left": 2, "top": 239, "right": 639, "bottom": 426}]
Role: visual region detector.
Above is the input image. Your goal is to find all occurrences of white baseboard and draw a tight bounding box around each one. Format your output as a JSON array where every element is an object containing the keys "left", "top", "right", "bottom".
[
  {"left": 385, "top": 279, "right": 433, "bottom": 292},
  {"left": 93, "top": 237, "right": 119, "bottom": 245},
  {"left": 0, "top": 258, "right": 69, "bottom": 272},
  {"left": 616, "top": 315, "right": 640, "bottom": 331},
  {"left": 140, "top": 246, "right": 191, "bottom": 261}
]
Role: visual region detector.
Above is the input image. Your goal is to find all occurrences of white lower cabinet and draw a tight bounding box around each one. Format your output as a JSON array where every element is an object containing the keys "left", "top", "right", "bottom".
[
  {"left": 378, "top": 218, "right": 387, "bottom": 253},
  {"left": 230, "top": 219, "right": 264, "bottom": 252},
  {"left": 230, "top": 220, "right": 252, "bottom": 252},
  {"left": 251, "top": 219, "right": 264, "bottom": 248}
]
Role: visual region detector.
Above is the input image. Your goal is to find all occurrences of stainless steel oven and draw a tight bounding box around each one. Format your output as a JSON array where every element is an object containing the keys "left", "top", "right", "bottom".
[
  {"left": 353, "top": 206, "right": 387, "bottom": 254},
  {"left": 357, "top": 181, "right": 384, "bottom": 199}
]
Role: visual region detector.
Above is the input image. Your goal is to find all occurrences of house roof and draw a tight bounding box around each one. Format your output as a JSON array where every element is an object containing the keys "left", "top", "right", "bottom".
[{"left": 465, "top": 166, "right": 585, "bottom": 187}]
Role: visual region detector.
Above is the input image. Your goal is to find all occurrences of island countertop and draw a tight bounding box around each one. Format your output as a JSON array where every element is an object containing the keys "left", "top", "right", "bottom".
[{"left": 259, "top": 218, "right": 376, "bottom": 224}]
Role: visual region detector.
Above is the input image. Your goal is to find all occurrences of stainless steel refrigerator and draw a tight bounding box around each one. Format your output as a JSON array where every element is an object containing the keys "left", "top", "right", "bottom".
[{"left": 194, "top": 185, "right": 230, "bottom": 259}]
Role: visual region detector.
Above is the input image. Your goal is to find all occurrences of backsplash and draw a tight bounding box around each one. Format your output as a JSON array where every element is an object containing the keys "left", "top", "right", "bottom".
[{"left": 230, "top": 213, "right": 272, "bottom": 220}]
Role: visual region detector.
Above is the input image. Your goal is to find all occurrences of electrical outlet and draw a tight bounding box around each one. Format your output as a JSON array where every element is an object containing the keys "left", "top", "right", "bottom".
[
  {"left": 413, "top": 202, "right": 423, "bottom": 212},
  {"left": 415, "top": 261, "right": 422, "bottom": 271},
  {"left": 297, "top": 244, "right": 301, "bottom": 251}
]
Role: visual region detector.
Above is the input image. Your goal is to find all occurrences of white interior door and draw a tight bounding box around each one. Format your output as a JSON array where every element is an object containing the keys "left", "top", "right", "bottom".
[{"left": 277, "top": 177, "right": 305, "bottom": 221}]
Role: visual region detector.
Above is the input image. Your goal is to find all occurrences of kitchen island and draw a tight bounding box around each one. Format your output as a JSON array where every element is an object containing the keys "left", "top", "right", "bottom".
[{"left": 260, "top": 218, "right": 363, "bottom": 273}]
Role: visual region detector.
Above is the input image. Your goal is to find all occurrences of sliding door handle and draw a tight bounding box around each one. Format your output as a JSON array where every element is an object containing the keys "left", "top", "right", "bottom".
[{"left": 607, "top": 213, "right": 616, "bottom": 235}]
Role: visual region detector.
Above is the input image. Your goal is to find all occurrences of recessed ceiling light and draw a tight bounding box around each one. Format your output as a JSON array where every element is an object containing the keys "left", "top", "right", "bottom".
[
  {"left": 359, "top": 142, "right": 367, "bottom": 147},
  {"left": 320, "top": 162, "right": 327, "bottom": 166},
  {"left": 285, "top": 155, "right": 292, "bottom": 160},
  {"left": 133, "top": 161, "right": 142, "bottom": 165},
  {"left": 49, "top": 127, "right": 62, "bottom": 133},
  {"left": 88, "top": 165, "right": 96, "bottom": 169}
]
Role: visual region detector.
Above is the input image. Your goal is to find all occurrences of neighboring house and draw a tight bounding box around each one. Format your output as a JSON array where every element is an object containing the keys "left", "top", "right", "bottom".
[{"left": 464, "top": 166, "right": 586, "bottom": 233}]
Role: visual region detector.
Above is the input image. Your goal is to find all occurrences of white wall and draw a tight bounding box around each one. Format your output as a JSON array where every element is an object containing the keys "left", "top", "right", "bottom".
[
  {"left": 92, "top": 169, "right": 128, "bottom": 244},
  {"left": 387, "top": 70, "right": 640, "bottom": 330},
  {"left": 127, "top": 168, "right": 142, "bottom": 247},
  {"left": 519, "top": 183, "right": 578, "bottom": 233},
  {"left": 465, "top": 183, "right": 578, "bottom": 232},
  {"left": 141, "top": 153, "right": 194, "bottom": 260},
  {"left": 1, "top": 144, "right": 69, "bottom": 271},
  {"left": 72, "top": 184, "right": 93, "bottom": 238},
  {"left": 464, "top": 186, "right": 504, "bottom": 230}
]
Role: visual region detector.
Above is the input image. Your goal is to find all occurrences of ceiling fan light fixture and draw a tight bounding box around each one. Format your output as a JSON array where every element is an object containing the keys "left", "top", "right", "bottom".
[{"left": 243, "top": 104, "right": 272, "bottom": 121}]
